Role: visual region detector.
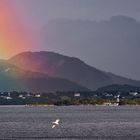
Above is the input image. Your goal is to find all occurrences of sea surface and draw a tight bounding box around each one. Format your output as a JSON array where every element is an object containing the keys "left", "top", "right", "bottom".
[{"left": 0, "top": 105, "right": 140, "bottom": 140}]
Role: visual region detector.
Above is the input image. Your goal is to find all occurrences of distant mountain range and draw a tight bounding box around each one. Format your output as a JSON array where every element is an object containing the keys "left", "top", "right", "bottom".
[
  {"left": 8, "top": 51, "right": 140, "bottom": 91},
  {"left": 1, "top": 15, "right": 140, "bottom": 92}
]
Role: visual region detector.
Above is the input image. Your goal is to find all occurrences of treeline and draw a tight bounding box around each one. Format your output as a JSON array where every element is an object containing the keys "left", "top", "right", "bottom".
[
  {"left": 1, "top": 96, "right": 140, "bottom": 106},
  {"left": 54, "top": 98, "right": 106, "bottom": 105},
  {"left": 119, "top": 99, "right": 140, "bottom": 105},
  {"left": 55, "top": 98, "right": 140, "bottom": 106}
]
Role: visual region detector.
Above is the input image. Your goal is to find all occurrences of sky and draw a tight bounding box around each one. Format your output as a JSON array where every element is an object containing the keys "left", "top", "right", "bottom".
[
  {"left": 10, "top": 0, "right": 140, "bottom": 29},
  {"left": 0, "top": 0, "right": 140, "bottom": 80},
  {"left": 0, "top": 0, "right": 39, "bottom": 58}
]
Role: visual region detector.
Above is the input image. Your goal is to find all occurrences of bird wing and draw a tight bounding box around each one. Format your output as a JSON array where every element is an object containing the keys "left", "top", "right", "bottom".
[
  {"left": 55, "top": 119, "right": 60, "bottom": 123},
  {"left": 52, "top": 125, "right": 56, "bottom": 128},
  {"left": 52, "top": 119, "right": 60, "bottom": 124}
]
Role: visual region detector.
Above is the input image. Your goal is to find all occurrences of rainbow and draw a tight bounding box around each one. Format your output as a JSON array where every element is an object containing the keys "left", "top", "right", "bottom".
[{"left": 0, "top": 1, "right": 38, "bottom": 59}]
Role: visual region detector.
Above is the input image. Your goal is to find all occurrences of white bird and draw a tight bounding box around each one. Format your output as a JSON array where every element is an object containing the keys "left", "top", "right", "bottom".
[{"left": 52, "top": 119, "right": 60, "bottom": 128}]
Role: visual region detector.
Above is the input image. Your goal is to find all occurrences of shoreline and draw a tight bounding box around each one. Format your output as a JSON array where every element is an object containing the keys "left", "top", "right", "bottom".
[{"left": 0, "top": 104, "right": 140, "bottom": 107}]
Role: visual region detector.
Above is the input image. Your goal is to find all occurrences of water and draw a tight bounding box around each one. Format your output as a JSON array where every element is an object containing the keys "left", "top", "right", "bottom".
[{"left": 0, "top": 105, "right": 140, "bottom": 140}]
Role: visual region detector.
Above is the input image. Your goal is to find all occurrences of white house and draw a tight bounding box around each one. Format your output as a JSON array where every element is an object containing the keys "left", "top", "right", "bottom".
[
  {"left": 74, "top": 93, "right": 80, "bottom": 97},
  {"left": 129, "top": 92, "right": 138, "bottom": 96}
]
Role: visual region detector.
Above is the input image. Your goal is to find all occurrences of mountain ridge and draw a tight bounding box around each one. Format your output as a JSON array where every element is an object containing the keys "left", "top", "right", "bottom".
[{"left": 9, "top": 51, "right": 140, "bottom": 90}]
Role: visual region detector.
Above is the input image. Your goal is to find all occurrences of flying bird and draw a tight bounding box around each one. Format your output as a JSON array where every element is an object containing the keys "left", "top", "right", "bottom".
[{"left": 52, "top": 119, "right": 60, "bottom": 128}]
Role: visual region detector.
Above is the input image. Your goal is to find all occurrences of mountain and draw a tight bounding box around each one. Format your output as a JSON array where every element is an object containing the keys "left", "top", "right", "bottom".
[
  {"left": 0, "top": 60, "right": 88, "bottom": 92},
  {"left": 97, "top": 84, "right": 140, "bottom": 93},
  {"left": 40, "top": 16, "right": 140, "bottom": 80},
  {"left": 9, "top": 51, "right": 140, "bottom": 90}
]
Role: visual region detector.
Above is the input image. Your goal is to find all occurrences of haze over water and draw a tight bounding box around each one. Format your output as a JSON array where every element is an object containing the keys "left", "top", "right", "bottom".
[{"left": 0, "top": 106, "right": 140, "bottom": 140}]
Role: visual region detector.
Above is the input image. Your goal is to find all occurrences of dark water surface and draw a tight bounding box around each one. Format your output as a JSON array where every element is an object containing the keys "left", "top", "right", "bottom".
[{"left": 0, "top": 105, "right": 140, "bottom": 140}]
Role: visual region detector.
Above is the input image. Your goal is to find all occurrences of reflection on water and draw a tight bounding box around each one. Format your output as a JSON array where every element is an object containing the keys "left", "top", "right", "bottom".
[{"left": 0, "top": 105, "right": 140, "bottom": 140}]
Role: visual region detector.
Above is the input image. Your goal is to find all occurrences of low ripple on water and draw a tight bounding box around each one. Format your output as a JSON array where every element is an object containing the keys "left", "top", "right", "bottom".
[{"left": 0, "top": 105, "right": 140, "bottom": 140}]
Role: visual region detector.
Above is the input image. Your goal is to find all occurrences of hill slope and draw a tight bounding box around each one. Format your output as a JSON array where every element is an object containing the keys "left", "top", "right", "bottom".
[
  {"left": 97, "top": 84, "right": 140, "bottom": 92},
  {"left": 0, "top": 60, "right": 88, "bottom": 92},
  {"left": 9, "top": 51, "right": 140, "bottom": 90}
]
